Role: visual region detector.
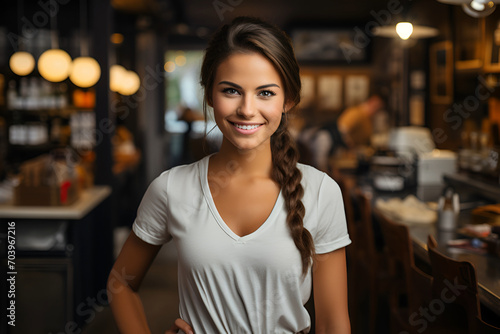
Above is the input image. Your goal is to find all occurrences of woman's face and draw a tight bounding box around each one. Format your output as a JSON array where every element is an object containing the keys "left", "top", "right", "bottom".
[{"left": 210, "top": 52, "right": 286, "bottom": 152}]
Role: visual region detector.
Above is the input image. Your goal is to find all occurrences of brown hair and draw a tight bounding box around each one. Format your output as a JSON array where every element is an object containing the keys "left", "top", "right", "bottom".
[{"left": 200, "top": 16, "right": 314, "bottom": 276}]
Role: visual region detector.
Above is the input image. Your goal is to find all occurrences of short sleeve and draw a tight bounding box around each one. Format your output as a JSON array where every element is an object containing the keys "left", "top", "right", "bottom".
[
  {"left": 132, "top": 172, "right": 172, "bottom": 245},
  {"left": 313, "top": 174, "right": 351, "bottom": 254}
]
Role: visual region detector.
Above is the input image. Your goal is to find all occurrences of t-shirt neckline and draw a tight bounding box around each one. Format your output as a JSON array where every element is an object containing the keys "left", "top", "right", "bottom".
[{"left": 199, "top": 154, "right": 284, "bottom": 242}]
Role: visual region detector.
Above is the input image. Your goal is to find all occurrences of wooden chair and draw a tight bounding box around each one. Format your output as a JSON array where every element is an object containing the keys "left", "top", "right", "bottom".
[
  {"left": 336, "top": 176, "right": 360, "bottom": 333},
  {"left": 377, "top": 213, "right": 434, "bottom": 334},
  {"left": 477, "top": 317, "right": 500, "bottom": 333},
  {"left": 336, "top": 176, "right": 357, "bottom": 264},
  {"left": 427, "top": 235, "right": 500, "bottom": 334},
  {"left": 350, "top": 188, "right": 392, "bottom": 334}
]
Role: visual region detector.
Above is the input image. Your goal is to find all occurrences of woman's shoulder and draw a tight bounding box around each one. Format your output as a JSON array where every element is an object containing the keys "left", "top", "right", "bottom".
[
  {"left": 297, "top": 163, "right": 341, "bottom": 195},
  {"left": 150, "top": 156, "right": 207, "bottom": 190},
  {"left": 297, "top": 163, "right": 328, "bottom": 184}
]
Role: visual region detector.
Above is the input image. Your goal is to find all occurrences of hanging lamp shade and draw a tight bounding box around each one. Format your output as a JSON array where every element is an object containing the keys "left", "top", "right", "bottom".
[
  {"left": 437, "top": 0, "right": 499, "bottom": 17},
  {"left": 373, "top": 25, "right": 439, "bottom": 39},
  {"left": 119, "top": 70, "right": 140, "bottom": 96},
  {"left": 9, "top": 51, "right": 35, "bottom": 76},
  {"left": 38, "top": 49, "right": 72, "bottom": 82},
  {"left": 70, "top": 56, "right": 101, "bottom": 88},
  {"left": 110, "top": 64, "right": 127, "bottom": 92}
]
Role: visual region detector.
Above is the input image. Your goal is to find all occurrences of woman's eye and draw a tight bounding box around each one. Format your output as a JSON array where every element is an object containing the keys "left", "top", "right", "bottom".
[
  {"left": 222, "top": 88, "right": 239, "bottom": 95},
  {"left": 259, "top": 90, "right": 276, "bottom": 97}
]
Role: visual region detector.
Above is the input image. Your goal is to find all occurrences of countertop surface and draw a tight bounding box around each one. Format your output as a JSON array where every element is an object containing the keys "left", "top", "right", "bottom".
[
  {"left": 366, "top": 175, "right": 500, "bottom": 316},
  {"left": 0, "top": 186, "right": 112, "bottom": 220},
  {"left": 409, "top": 221, "right": 500, "bottom": 316}
]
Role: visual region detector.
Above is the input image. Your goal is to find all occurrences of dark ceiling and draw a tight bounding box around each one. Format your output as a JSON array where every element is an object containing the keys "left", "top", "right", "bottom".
[
  {"left": 0, "top": 0, "right": 416, "bottom": 32},
  {"left": 0, "top": 0, "right": 446, "bottom": 51}
]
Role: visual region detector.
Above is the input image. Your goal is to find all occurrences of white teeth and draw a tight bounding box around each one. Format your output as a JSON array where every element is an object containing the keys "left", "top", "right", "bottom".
[{"left": 234, "top": 124, "right": 259, "bottom": 130}]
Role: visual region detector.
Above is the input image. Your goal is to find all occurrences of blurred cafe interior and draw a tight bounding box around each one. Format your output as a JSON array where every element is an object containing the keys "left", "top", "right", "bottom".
[{"left": 1, "top": 0, "right": 500, "bottom": 333}]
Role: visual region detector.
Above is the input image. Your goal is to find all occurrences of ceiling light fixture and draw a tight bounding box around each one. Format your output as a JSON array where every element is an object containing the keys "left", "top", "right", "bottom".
[
  {"left": 10, "top": 51, "right": 35, "bottom": 76},
  {"left": 110, "top": 64, "right": 140, "bottom": 95},
  {"left": 396, "top": 22, "right": 414, "bottom": 40},
  {"left": 9, "top": 0, "right": 35, "bottom": 76},
  {"left": 38, "top": 5, "right": 72, "bottom": 82},
  {"left": 69, "top": 0, "right": 101, "bottom": 88},
  {"left": 437, "top": 0, "right": 499, "bottom": 17},
  {"left": 373, "top": 24, "right": 439, "bottom": 40}
]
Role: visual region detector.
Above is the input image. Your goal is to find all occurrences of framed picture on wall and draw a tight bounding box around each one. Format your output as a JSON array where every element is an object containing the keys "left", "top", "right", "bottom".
[
  {"left": 291, "top": 28, "right": 368, "bottom": 64},
  {"left": 300, "top": 74, "right": 315, "bottom": 108},
  {"left": 344, "top": 75, "right": 369, "bottom": 107},
  {"left": 454, "top": 7, "right": 483, "bottom": 71},
  {"left": 317, "top": 75, "right": 342, "bottom": 110},
  {"left": 485, "top": 20, "right": 500, "bottom": 72},
  {"left": 430, "top": 41, "right": 453, "bottom": 104}
]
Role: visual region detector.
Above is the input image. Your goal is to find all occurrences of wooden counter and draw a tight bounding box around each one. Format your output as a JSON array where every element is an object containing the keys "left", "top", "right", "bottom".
[
  {"left": 0, "top": 186, "right": 112, "bottom": 220},
  {"left": 408, "top": 222, "right": 500, "bottom": 316},
  {"left": 0, "top": 185, "right": 113, "bottom": 332}
]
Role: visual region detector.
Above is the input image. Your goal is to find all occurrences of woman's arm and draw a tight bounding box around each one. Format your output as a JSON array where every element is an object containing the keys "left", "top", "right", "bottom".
[
  {"left": 107, "top": 231, "right": 162, "bottom": 333},
  {"left": 312, "top": 247, "right": 351, "bottom": 334}
]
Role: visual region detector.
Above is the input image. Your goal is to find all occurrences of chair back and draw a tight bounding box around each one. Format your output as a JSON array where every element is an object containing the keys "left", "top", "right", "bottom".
[
  {"left": 337, "top": 177, "right": 357, "bottom": 256},
  {"left": 477, "top": 318, "right": 500, "bottom": 333},
  {"left": 378, "top": 214, "right": 432, "bottom": 313},
  {"left": 427, "top": 235, "right": 481, "bottom": 333},
  {"left": 354, "top": 188, "right": 376, "bottom": 258}
]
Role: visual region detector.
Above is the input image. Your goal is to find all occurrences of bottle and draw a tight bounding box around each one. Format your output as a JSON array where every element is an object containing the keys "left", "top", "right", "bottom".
[
  {"left": 0, "top": 74, "right": 5, "bottom": 108},
  {"left": 437, "top": 187, "right": 460, "bottom": 231},
  {"left": 6, "top": 80, "right": 18, "bottom": 110}
]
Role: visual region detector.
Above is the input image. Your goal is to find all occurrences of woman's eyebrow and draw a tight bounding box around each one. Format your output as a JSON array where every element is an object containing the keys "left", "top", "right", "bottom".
[{"left": 218, "top": 81, "right": 281, "bottom": 90}]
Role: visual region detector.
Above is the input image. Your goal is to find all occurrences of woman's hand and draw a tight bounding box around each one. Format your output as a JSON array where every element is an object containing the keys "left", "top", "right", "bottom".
[{"left": 165, "top": 318, "right": 194, "bottom": 334}]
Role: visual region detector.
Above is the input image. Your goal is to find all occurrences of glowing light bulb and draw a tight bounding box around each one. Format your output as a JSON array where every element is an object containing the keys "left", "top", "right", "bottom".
[
  {"left": 119, "top": 70, "right": 140, "bottom": 96},
  {"left": 396, "top": 22, "right": 414, "bottom": 40},
  {"left": 9, "top": 51, "right": 35, "bottom": 76},
  {"left": 38, "top": 49, "right": 72, "bottom": 82},
  {"left": 175, "top": 55, "right": 186, "bottom": 66},
  {"left": 110, "top": 65, "right": 127, "bottom": 92},
  {"left": 70, "top": 56, "right": 101, "bottom": 88},
  {"left": 164, "top": 61, "right": 175, "bottom": 73},
  {"left": 470, "top": 0, "right": 486, "bottom": 11}
]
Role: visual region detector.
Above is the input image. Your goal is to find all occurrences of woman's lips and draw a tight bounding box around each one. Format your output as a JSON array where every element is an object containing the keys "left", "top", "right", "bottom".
[{"left": 230, "top": 121, "right": 263, "bottom": 134}]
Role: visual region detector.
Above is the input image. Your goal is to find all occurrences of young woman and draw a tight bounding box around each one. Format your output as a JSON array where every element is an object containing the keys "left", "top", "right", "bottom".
[{"left": 108, "top": 16, "right": 351, "bottom": 334}]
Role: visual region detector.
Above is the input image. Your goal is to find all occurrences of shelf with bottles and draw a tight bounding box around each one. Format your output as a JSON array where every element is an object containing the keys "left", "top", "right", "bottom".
[{"left": 4, "top": 76, "right": 96, "bottom": 112}]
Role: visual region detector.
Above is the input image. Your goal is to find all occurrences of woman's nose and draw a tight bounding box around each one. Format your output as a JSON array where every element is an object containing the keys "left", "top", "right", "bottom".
[{"left": 236, "top": 96, "right": 257, "bottom": 118}]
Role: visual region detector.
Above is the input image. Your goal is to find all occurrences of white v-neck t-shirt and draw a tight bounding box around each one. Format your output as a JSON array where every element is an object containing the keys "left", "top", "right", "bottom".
[{"left": 132, "top": 154, "right": 351, "bottom": 333}]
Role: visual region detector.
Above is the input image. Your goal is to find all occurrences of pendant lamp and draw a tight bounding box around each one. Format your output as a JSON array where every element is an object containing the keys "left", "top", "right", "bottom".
[
  {"left": 110, "top": 64, "right": 127, "bottom": 93},
  {"left": 69, "top": 0, "right": 101, "bottom": 88},
  {"left": 437, "top": 0, "right": 500, "bottom": 18},
  {"left": 9, "top": 1, "right": 35, "bottom": 76},
  {"left": 110, "top": 65, "right": 140, "bottom": 96},
  {"left": 119, "top": 70, "right": 140, "bottom": 96},
  {"left": 10, "top": 51, "right": 35, "bottom": 76},
  {"left": 38, "top": 48, "right": 72, "bottom": 82},
  {"left": 373, "top": 24, "right": 439, "bottom": 40},
  {"left": 38, "top": 9, "right": 72, "bottom": 82}
]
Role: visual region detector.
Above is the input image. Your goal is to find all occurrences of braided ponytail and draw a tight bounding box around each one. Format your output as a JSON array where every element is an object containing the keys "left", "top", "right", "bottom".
[
  {"left": 201, "top": 17, "right": 315, "bottom": 275},
  {"left": 272, "top": 115, "right": 314, "bottom": 276}
]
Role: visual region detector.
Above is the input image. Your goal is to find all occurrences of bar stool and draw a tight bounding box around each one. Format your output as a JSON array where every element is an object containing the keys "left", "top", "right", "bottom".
[{"left": 427, "top": 235, "right": 500, "bottom": 334}]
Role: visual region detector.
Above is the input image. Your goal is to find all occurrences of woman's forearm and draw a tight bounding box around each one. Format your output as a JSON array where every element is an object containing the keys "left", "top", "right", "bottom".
[
  {"left": 107, "top": 271, "right": 151, "bottom": 334},
  {"left": 315, "top": 322, "right": 351, "bottom": 334}
]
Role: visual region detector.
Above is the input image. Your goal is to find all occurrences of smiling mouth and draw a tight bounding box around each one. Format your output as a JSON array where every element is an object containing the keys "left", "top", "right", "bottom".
[{"left": 230, "top": 122, "right": 262, "bottom": 130}]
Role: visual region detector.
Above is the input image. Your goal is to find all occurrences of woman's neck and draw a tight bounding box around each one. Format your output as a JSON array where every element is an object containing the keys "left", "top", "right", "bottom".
[{"left": 210, "top": 139, "right": 274, "bottom": 179}]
